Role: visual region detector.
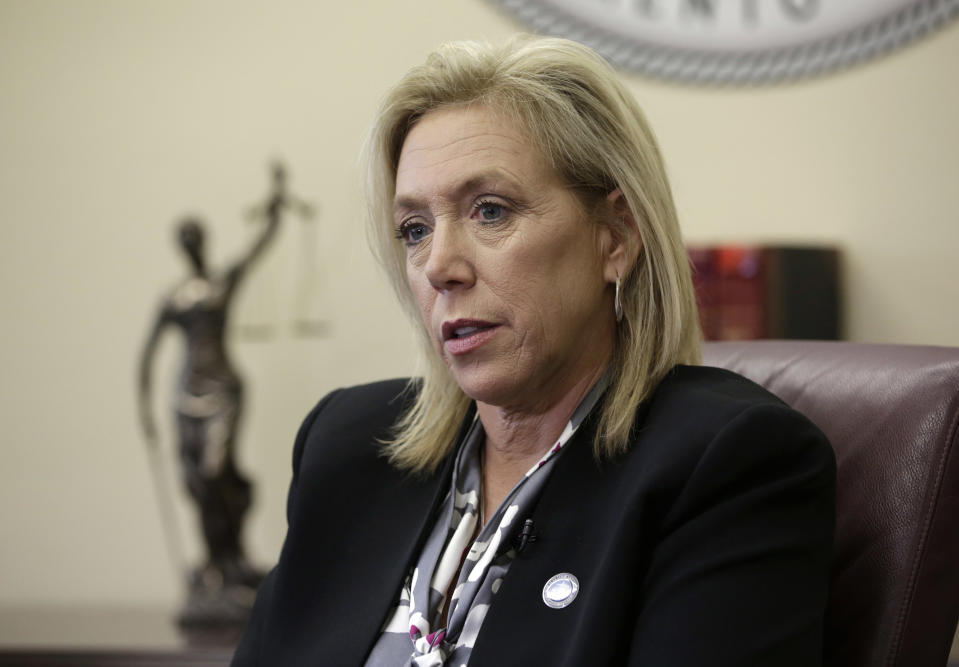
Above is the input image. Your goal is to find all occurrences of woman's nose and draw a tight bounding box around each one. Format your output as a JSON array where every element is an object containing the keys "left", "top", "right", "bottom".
[{"left": 424, "top": 221, "right": 475, "bottom": 292}]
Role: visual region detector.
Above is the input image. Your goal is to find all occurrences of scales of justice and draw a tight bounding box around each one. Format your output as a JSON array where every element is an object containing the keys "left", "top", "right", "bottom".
[{"left": 138, "top": 163, "right": 317, "bottom": 629}]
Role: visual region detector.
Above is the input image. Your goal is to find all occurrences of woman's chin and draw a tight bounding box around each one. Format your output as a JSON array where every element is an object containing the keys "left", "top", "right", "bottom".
[{"left": 449, "top": 368, "right": 520, "bottom": 407}]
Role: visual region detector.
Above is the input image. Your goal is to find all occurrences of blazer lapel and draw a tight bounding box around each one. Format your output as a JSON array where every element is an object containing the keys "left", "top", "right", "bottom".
[
  {"left": 270, "top": 401, "right": 474, "bottom": 665},
  {"left": 467, "top": 416, "right": 604, "bottom": 664},
  {"left": 468, "top": 399, "right": 653, "bottom": 665}
]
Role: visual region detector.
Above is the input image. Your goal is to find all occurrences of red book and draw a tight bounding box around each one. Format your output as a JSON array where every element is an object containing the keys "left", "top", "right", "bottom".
[
  {"left": 715, "top": 246, "right": 765, "bottom": 340},
  {"left": 688, "top": 245, "right": 840, "bottom": 341}
]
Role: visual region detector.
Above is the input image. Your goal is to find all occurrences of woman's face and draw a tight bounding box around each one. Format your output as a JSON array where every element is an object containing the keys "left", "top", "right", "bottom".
[{"left": 394, "top": 105, "right": 618, "bottom": 411}]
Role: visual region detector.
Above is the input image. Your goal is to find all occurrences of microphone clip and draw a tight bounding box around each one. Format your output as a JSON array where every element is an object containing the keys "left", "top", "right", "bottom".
[{"left": 515, "top": 518, "right": 538, "bottom": 553}]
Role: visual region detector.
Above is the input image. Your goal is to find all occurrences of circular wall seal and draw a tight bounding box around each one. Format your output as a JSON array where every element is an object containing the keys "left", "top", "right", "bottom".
[{"left": 486, "top": 0, "right": 959, "bottom": 84}]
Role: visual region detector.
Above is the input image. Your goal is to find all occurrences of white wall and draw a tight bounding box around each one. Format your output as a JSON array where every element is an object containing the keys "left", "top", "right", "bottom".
[{"left": 1, "top": 0, "right": 956, "bottom": 607}]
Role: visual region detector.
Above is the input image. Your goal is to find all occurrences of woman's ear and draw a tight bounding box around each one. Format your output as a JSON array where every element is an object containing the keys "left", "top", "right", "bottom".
[{"left": 601, "top": 188, "right": 642, "bottom": 284}]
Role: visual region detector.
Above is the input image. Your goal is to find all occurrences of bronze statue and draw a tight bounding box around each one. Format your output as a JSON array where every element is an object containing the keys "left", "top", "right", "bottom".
[{"left": 138, "top": 165, "right": 298, "bottom": 627}]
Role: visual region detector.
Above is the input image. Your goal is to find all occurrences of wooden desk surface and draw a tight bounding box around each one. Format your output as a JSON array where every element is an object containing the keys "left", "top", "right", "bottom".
[{"left": 0, "top": 607, "right": 236, "bottom": 666}]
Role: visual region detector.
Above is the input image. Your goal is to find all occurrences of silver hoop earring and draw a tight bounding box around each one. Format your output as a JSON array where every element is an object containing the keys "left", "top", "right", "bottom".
[{"left": 614, "top": 274, "right": 623, "bottom": 323}]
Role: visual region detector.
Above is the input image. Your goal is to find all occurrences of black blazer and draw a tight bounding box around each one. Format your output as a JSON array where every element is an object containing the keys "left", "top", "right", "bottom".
[{"left": 233, "top": 365, "right": 835, "bottom": 666}]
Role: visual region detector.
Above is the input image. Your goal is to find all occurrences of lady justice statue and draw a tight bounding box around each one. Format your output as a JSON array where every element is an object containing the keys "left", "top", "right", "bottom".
[{"left": 138, "top": 164, "right": 310, "bottom": 627}]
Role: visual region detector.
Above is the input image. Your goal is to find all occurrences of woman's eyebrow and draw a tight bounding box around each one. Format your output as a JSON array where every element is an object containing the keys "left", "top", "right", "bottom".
[
  {"left": 393, "top": 170, "right": 523, "bottom": 213},
  {"left": 393, "top": 194, "right": 423, "bottom": 217},
  {"left": 455, "top": 172, "right": 522, "bottom": 198}
]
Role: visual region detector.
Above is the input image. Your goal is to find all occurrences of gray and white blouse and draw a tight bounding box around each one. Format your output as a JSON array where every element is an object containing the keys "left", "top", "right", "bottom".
[{"left": 365, "top": 379, "right": 606, "bottom": 666}]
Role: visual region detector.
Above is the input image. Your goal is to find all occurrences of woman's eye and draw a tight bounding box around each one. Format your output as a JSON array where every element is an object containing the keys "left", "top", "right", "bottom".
[
  {"left": 476, "top": 201, "right": 504, "bottom": 223},
  {"left": 399, "top": 221, "right": 431, "bottom": 246}
]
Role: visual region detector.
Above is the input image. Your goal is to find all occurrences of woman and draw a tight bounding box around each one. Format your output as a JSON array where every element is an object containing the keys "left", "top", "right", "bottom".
[{"left": 233, "top": 37, "right": 834, "bottom": 666}]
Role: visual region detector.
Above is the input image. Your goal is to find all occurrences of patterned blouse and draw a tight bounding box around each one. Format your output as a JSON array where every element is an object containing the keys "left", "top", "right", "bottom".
[{"left": 365, "top": 379, "right": 607, "bottom": 666}]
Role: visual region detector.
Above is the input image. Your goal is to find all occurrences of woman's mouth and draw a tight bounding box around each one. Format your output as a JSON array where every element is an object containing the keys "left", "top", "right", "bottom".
[{"left": 442, "top": 319, "right": 500, "bottom": 355}]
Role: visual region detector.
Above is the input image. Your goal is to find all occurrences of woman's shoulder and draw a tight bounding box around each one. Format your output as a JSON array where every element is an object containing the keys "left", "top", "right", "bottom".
[
  {"left": 621, "top": 364, "right": 835, "bottom": 482},
  {"left": 304, "top": 376, "right": 415, "bottom": 432},
  {"left": 645, "top": 364, "right": 803, "bottom": 433},
  {"left": 310, "top": 377, "right": 414, "bottom": 416},
  {"left": 657, "top": 363, "right": 787, "bottom": 409},
  {"left": 292, "top": 378, "right": 415, "bottom": 469}
]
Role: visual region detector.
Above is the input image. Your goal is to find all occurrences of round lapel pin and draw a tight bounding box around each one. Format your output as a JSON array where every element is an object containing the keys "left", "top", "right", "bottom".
[{"left": 542, "top": 572, "right": 579, "bottom": 609}]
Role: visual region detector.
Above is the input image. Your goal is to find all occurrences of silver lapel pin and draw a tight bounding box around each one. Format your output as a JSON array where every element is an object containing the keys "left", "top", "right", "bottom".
[{"left": 542, "top": 572, "right": 579, "bottom": 609}]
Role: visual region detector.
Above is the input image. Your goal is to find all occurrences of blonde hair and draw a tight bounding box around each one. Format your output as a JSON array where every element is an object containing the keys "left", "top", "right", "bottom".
[{"left": 364, "top": 36, "right": 701, "bottom": 474}]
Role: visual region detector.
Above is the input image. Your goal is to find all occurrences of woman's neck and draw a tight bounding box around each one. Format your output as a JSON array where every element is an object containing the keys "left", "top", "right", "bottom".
[{"left": 475, "top": 365, "right": 606, "bottom": 521}]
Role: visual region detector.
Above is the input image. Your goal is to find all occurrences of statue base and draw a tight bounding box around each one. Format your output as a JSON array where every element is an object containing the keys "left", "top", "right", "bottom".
[{"left": 177, "top": 562, "right": 264, "bottom": 630}]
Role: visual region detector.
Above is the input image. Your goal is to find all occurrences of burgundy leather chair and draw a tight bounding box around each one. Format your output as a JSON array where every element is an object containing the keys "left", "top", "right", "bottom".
[{"left": 703, "top": 341, "right": 959, "bottom": 667}]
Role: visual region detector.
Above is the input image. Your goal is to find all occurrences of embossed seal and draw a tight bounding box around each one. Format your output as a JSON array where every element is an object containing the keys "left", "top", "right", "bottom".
[{"left": 487, "top": 0, "right": 959, "bottom": 84}]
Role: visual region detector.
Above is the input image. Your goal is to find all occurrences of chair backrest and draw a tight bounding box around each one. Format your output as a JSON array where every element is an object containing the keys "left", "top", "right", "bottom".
[{"left": 703, "top": 341, "right": 959, "bottom": 667}]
